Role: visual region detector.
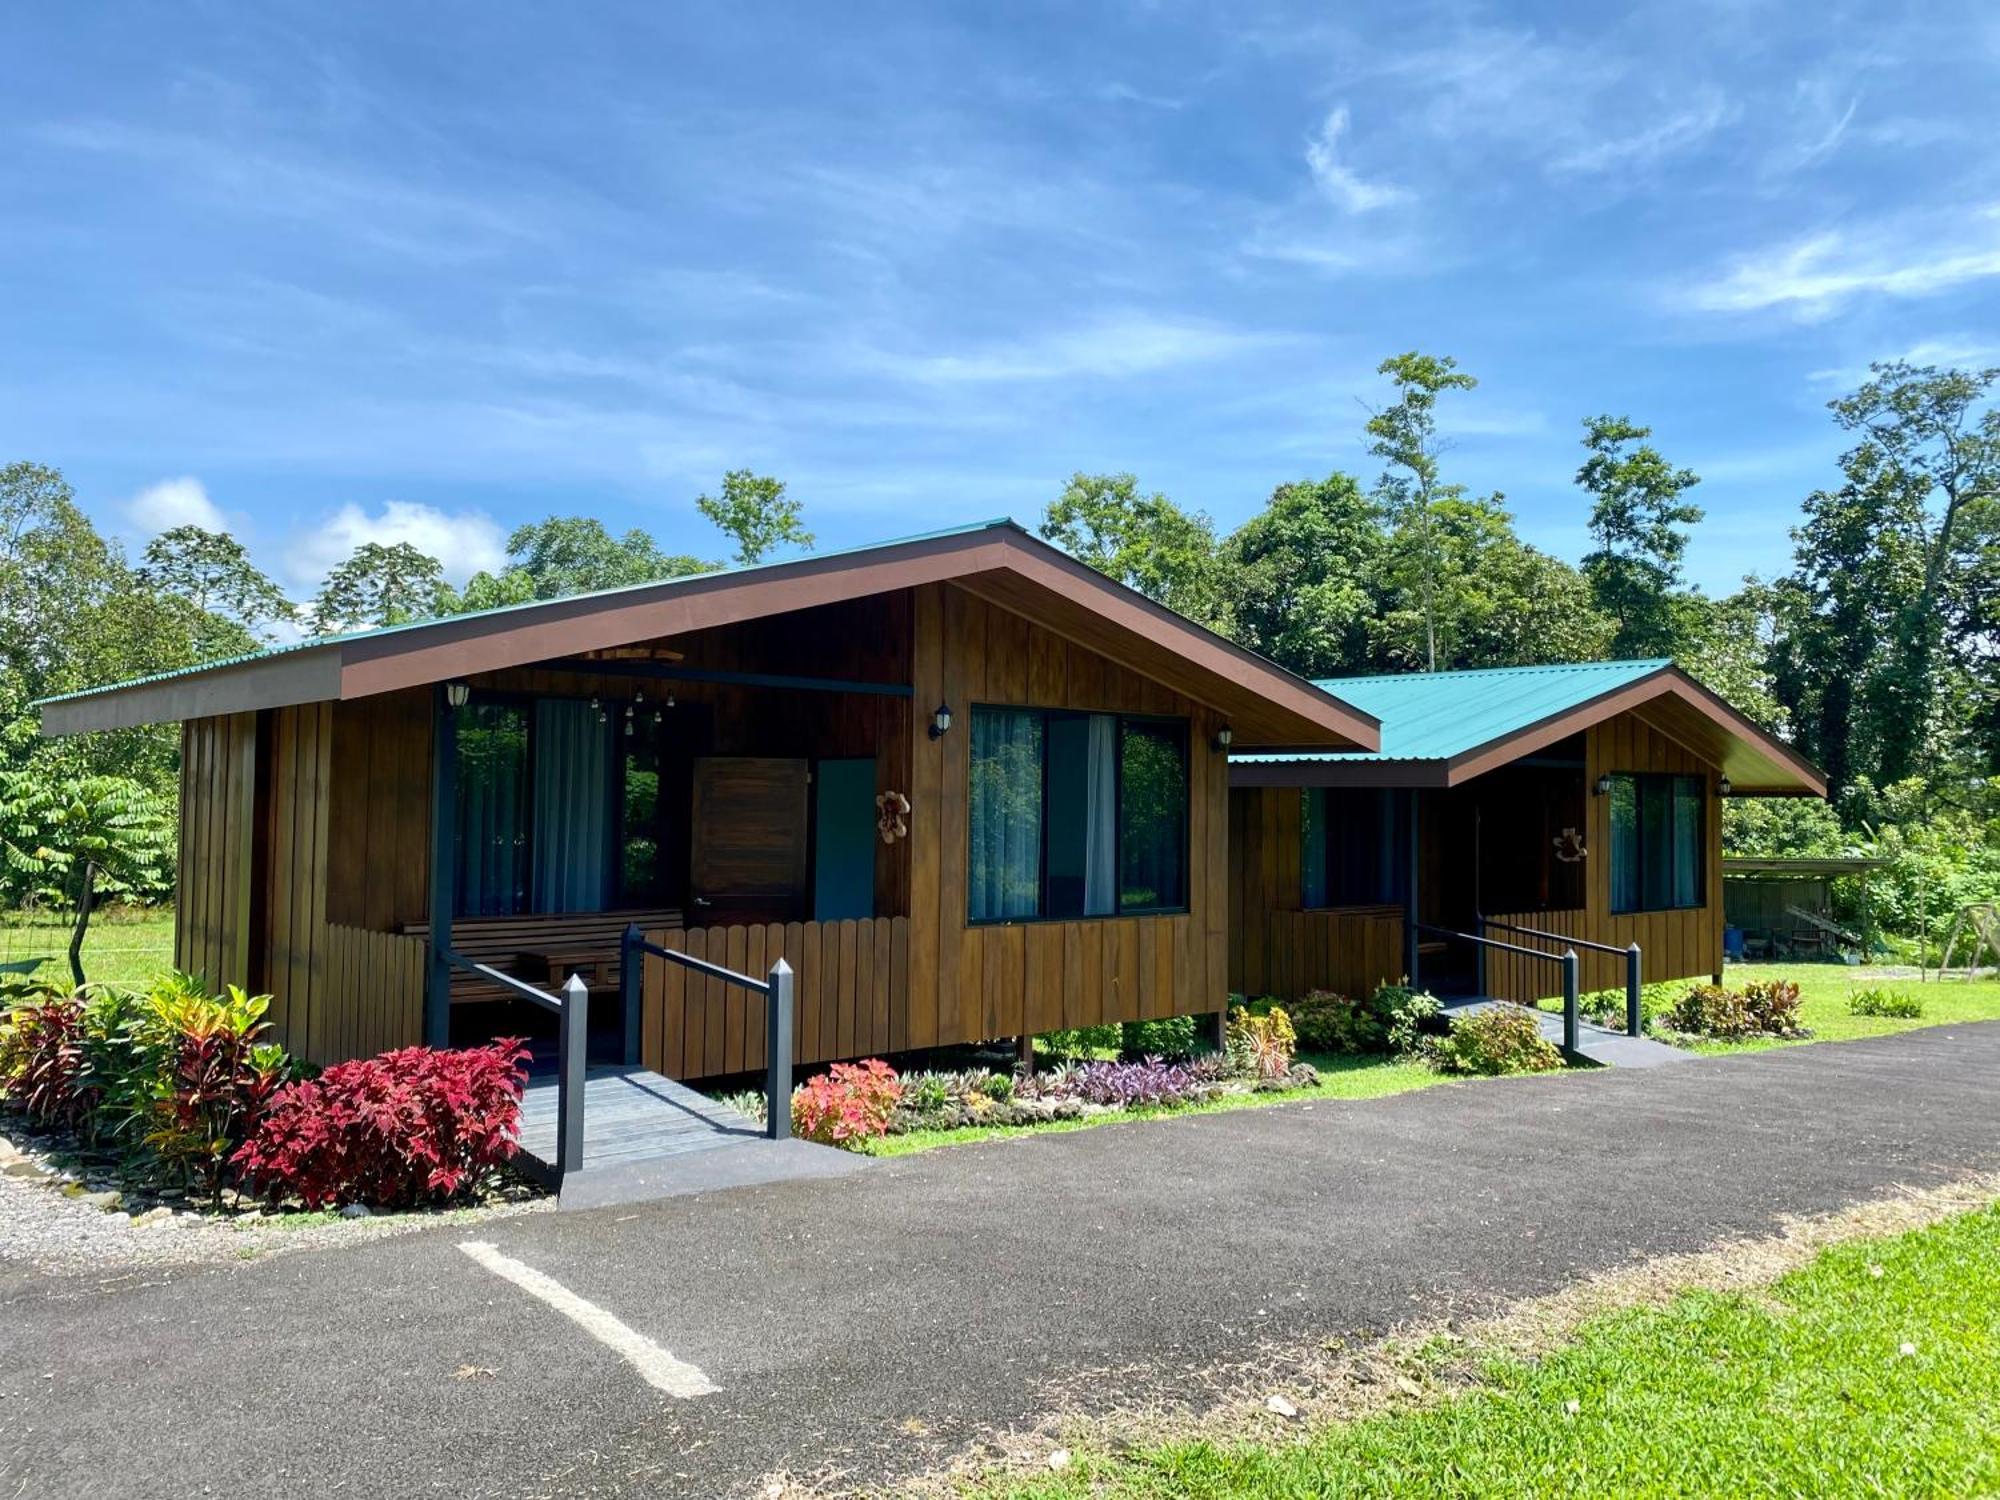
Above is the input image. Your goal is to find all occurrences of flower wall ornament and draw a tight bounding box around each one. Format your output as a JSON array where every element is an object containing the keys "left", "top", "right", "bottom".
[
  {"left": 876, "top": 789, "right": 910, "bottom": 844},
  {"left": 1553, "top": 827, "right": 1588, "bottom": 864}
]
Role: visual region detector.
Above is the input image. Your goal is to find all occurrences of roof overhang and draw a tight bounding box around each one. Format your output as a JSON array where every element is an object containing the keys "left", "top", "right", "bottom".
[
  {"left": 41, "top": 523, "right": 1380, "bottom": 754},
  {"left": 1230, "top": 664, "right": 1824, "bottom": 796}
]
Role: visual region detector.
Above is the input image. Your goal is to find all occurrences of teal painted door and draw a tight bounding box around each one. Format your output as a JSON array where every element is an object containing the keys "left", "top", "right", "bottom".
[{"left": 813, "top": 758, "right": 877, "bottom": 920}]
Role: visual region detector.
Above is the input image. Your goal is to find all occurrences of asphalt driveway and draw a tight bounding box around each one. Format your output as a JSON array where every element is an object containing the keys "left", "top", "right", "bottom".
[{"left": 5, "top": 1024, "right": 1998, "bottom": 1498}]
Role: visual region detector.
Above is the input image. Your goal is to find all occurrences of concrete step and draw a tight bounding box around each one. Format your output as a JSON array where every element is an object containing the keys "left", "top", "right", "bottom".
[{"left": 1440, "top": 997, "right": 1693, "bottom": 1069}]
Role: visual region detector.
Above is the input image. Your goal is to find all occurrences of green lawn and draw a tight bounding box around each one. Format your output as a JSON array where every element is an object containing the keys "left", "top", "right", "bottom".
[
  {"left": 858, "top": 1052, "right": 1453, "bottom": 1158},
  {"left": 0, "top": 906, "right": 175, "bottom": 989},
  {"left": 1697, "top": 963, "right": 2000, "bottom": 1054},
  {"left": 985, "top": 1200, "right": 2000, "bottom": 1499}
]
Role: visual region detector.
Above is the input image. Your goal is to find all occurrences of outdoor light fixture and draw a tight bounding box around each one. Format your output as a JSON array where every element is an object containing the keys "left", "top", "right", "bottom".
[
  {"left": 1718, "top": 775, "right": 1733, "bottom": 797},
  {"left": 929, "top": 702, "right": 953, "bottom": 739},
  {"left": 1593, "top": 773, "right": 1612, "bottom": 796},
  {"left": 1213, "top": 725, "right": 1234, "bottom": 752},
  {"left": 445, "top": 681, "right": 470, "bottom": 710}
]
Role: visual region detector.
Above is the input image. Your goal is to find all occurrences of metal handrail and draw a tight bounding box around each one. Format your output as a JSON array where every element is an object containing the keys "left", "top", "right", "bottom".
[
  {"left": 621, "top": 925, "right": 794, "bottom": 1142},
  {"left": 1478, "top": 919, "right": 1645, "bottom": 1039},
  {"left": 439, "top": 945, "right": 589, "bottom": 1177},
  {"left": 1413, "top": 921, "right": 1583, "bottom": 1055}
]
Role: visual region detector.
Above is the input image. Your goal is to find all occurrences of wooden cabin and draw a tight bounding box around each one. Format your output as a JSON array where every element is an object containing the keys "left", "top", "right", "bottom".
[
  {"left": 40, "top": 521, "right": 1376, "bottom": 1080},
  {"left": 1228, "top": 661, "right": 1827, "bottom": 1003}
]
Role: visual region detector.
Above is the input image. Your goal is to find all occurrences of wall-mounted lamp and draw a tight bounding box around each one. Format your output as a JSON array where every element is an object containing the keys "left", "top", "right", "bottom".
[
  {"left": 445, "top": 681, "right": 470, "bottom": 710},
  {"left": 1212, "top": 725, "right": 1234, "bottom": 752},
  {"left": 1718, "top": 775, "right": 1733, "bottom": 797},
  {"left": 1593, "top": 772, "right": 1612, "bottom": 796},
  {"left": 929, "top": 702, "right": 953, "bottom": 739}
]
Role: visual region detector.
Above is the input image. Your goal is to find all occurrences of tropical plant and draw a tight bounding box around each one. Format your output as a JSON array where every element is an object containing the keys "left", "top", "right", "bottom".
[
  {"left": 0, "top": 770, "right": 173, "bottom": 908},
  {"left": 234, "top": 1039, "right": 527, "bottom": 1209},
  {"left": 1119, "top": 1014, "right": 1200, "bottom": 1061},
  {"left": 133, "top": 983, "right": 291, "bottom": 1200},
  {"left": 1225, "top": 1004, "right": 1296, "bottom": 1080},
  {"left": 790, "top": 1059, "right": 902, "bottom": 1148},
  {"left": 1425, "top": 1005, "right": 1564, "bottom": 1076},
  {"left": 1848, "top": 986, "right": 1923, "bottom": 1019}
]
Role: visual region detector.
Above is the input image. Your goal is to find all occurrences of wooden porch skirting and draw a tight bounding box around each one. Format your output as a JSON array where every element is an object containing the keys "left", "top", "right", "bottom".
[
  {"left": 1482, "top": 907, "right": 1723, "bottom": 1003},
  {"left": 1232, "top": 905, "right": 1405, "bottom": 1004}
]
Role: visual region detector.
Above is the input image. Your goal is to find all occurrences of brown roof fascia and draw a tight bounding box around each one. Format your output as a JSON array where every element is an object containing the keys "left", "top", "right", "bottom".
[
  {"left": 1229, "top": 758, "right": 1450, "bottom": 789},
  {"left": 38, "top": 646, "right": 342, "bottom": 737}
]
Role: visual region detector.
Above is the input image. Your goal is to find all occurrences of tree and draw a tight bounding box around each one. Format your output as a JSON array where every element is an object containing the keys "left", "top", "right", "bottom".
[
  {"left": 139, "top": 525, "right": 294, "bottom": 651},
  {"left": 695, "top": 471, "right": 813, "bottom": 566},
  {"left": 1371, "top": 495, "right": 1612, "bottom": 670},
  {"left": 1039, "top": 472, "right": 1230, "bottom": 628},
  {"left": 309, "top": 542, "right": 453, "bottom": 634},
  {"left": 1824, "top": 361, "right": 1999, "bottom": 790},
  {"left": 498, "top": 516, "right": 713, "bottom": 599},
  {"left": 1365, "top": 353, "right": 1480, "bottom": 670},
  {"left": 0, "top": 770, "right": 173, "bottom": 909},
  {"left": 1225, "top": 473, "right": 1383, "bottom": 677},
  {"left": 1575, "top": 415, "right": 1704, "bottom": 657}
]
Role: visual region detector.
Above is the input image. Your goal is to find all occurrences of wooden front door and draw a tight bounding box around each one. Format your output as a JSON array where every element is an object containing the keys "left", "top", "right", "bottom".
[{"left": 689, "top": 757, "right": 809, "bottom": 925}]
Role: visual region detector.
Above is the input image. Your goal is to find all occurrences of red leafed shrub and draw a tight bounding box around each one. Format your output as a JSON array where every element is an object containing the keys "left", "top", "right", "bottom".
[
  {"left": 232, "top": 1039, "right": 529, "bottom": 1209},
  {"left": 790, "top": 1059, "right": 901, "bottom": 1149},
  {"left": 0, "top": 993, "right": 94, "bottom": 1129}
]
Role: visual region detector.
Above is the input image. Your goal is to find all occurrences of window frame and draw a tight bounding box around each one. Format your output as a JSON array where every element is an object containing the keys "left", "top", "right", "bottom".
[
  {"left": 965, "top": 702, "right": 1192, "bottom": 926},
  {"left": 1606, "top": 771, "right": 1708, "bottom": 915},
  {"left": 1299, "top": 786, "right": 1409, "bottom": 912}
]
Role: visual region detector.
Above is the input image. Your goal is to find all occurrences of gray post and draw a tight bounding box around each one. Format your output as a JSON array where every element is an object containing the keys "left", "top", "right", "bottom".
[
  {"left": 620, "top": 923, "right": 643, "bottom": 1066},
  {"left": 557, "top": 974, "right": 588, "bottom": 1175},
  {"left": 424, "top": 685, "right": 456, "bottom": 1050},
  {"left": 1562, "top": 949, "right": 1580, "bottom": 1056},
  {"left": 765, "top": 958, "right": 794, "bottom": 1142},
  {"left": 1625, "top": 943, "right": 1643, "bottom": 1038}
]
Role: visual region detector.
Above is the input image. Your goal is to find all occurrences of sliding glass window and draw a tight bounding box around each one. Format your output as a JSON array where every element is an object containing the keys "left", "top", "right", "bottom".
[
  {"left": 967, "top": 707, "right": 1188, "bottom": 922},
  {"left": 1608, "top": 772, "right": 1706, "bottom": 913}
]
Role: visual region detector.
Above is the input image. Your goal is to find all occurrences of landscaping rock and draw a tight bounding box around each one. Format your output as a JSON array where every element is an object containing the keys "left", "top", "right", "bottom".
[
  {"left": 338, "top": 1203, "right": 371, "bottom": 1219},
  {"left": 80, "top": 1190, "right": 123, "bottom": 1212},
  {"left": 133, "top": 1206, "right": 175, "bottom": 1226},
  {"left": 1265, "top": 1394, "right": 1300, "bottom": 1419}
]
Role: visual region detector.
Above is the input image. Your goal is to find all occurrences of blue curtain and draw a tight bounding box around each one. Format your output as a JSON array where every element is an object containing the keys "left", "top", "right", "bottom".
[
  {"left": 969, "top": 708, "right": 1043, "bottom": 921},
  {"left": 455, "top": 703, "right": 530, "bottom": 916},
  {"left": 1672, "top": 776, "right": 1704, "bottom": 908},
  {"left": 532, "top": 699, "right": 612, "bottom": 913}
]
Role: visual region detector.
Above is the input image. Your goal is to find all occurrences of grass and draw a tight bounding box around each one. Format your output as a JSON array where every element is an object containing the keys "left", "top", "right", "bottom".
[
  {"left": 856, "top": 1053, "right": 1456, "bottom": 1158},
  {"left": 983, "top": 1200, "right": 2000, "bottom": 1499},
  {"left": 0, "top": 905, "right": 175, "bottom": 989},
  {"left": 1696, "top": 963, "right": 2000, "bottom": 1054}
]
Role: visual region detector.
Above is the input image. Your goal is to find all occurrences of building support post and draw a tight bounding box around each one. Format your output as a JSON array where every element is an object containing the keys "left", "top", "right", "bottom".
[
  {"left": 1015, "top": 1032, "right": 1036, "bottom": 1077},
  {"left": 1403, "top": 788, "right": 1421, "bottom": 985},
  {"left": 424, "top": 684, "right": 456, "bottom": 1050}
]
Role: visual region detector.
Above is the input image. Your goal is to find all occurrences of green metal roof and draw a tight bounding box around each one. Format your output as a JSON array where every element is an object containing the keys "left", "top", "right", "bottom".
[
  {"left": 1235, "top": 659, "right": 1672, "bottom": 764},
  {"left": 34, "top": 517, "right": 1023, "bottom": 708}
]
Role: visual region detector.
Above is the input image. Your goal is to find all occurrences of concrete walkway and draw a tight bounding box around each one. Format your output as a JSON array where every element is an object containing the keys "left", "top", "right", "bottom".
[{"left": 4, "top": 1024, "right": 1997, "bottom": 1499}]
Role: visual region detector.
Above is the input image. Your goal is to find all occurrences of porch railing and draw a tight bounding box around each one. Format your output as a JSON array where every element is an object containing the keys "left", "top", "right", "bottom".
[
  {"left": 438, "top": 946, "right": 588, "bottom": 1178},
  {"left": 1414, "top": 922, "right": 1583, "bottom": 1055},
  {"left": 1481, "top": 918, "right": 1644, "bottom": 1038},
  {"left": 621, "top": 924, "right": 793, "bottom": 1141}
]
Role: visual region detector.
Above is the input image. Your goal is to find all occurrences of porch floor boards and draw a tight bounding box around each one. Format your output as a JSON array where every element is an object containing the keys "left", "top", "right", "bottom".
[
  {"left": 516, "top": 1065, "right": 765, "bottom": 1177},
  {"left": 1440, "top": 997, "right": 1693, "bottom": 1069}
]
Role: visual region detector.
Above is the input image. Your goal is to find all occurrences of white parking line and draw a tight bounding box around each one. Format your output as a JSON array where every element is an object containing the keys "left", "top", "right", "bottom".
[{"left": 458, "top": 1239, "right": 719, "bottom": 1399}]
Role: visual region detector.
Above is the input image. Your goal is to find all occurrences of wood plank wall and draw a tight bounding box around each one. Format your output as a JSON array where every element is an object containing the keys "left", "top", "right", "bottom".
[
  {"left": 324, "top": 692, "right": 432, "bottom": 931},
  {"left": 1227, "top": 786, "right": 1405, "bottom": 1000},
  {"left": 920, "top": 583, "right": 1229, "bottom": 1044},
  {"left": 642, "top": 917, "right": 912, "bottom": 1078},
  {"left": 175, "top": 712, "right": 258, "bottom": 994}
]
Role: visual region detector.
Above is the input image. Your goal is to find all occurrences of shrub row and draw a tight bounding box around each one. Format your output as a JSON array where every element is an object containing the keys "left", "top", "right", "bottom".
[
  {"left": 1663, "top": 979, "right": 1809, "bottom": 1040},
  {"left": 0, "top": 971, "right": 527, "bottom": 1210}
]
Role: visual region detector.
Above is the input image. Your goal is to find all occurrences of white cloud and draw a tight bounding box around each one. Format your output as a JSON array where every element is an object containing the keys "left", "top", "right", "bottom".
[
  {"left": 124, "top": 475, "right": 227, "bottom": 535},
  {"left": 1808, "top": 337, "right": 2000, "bottom": 385},
  {"left": 860, "top": 313, "right": 1295, "bottom": 384},
  {"left": 291, "top": 500, "right": 507, "bottom": 590},
  {"left": 1304, "top": 107, "right": 1410, "bottom": 213},
  {"left": 1552, "top": 93, "right": 1735, "bottom": 175},
  {"left": 1687, "top": 208, "right": 2000, "bottom": 319}
]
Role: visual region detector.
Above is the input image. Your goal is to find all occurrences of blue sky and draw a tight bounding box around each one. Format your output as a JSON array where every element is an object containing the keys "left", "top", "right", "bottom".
[{"left": 5, "top": 2, "right": 1997, "bottom": 601}]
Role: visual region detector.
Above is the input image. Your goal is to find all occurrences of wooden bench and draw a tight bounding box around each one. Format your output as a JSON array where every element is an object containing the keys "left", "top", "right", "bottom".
[{"left": 402, "top": 908, "right": 684, "bottom": 1005}]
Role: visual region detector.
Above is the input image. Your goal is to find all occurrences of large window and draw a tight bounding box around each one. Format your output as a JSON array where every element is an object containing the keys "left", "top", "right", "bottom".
[
  {"left": 452, "top": 693, "right": 673, "bottom": 917},
  {"left": 968, "top": 707, "right": 1188, "bottom": 923},
  {"left": 1300, "top": 787, "right": 1408, "bottom": 907},
  {"left": 1608, "top": 773, "right": 1705, "bottom": 913}
]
